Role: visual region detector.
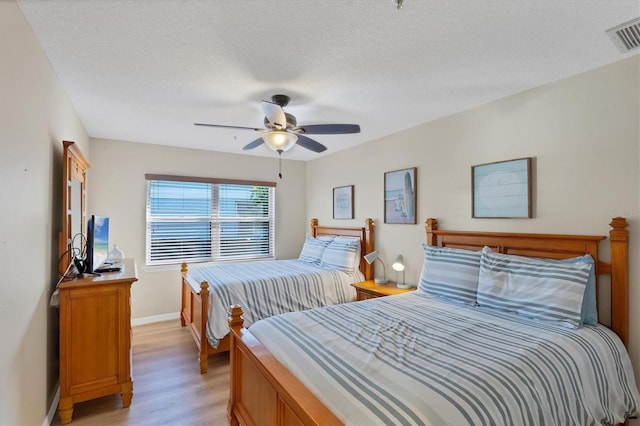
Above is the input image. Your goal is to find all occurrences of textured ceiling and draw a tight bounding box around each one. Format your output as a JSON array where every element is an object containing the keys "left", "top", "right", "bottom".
[{"left": 17, "top": 0, "right": 640, "bottom": 161}]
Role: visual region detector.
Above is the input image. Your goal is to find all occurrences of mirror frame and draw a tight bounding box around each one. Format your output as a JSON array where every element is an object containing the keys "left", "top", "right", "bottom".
[{"left": 59, "top": 140, "right": 90, "bottom": 274}]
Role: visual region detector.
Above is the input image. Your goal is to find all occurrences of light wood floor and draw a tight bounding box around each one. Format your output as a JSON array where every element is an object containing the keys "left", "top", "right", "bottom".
[{"left": 52, "top": 320, "right": 230, "bottom": 425}]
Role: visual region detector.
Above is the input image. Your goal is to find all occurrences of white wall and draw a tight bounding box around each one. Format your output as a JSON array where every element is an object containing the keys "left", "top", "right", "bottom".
[
  {"left": 0, "top": 2, "right": 90, "bottom": 424},
  {"left": 307, "top": 56, "right": 640, "bottom": 401},
  {"left": 87, "top": 139, "right": 307, "bottom": 319}
]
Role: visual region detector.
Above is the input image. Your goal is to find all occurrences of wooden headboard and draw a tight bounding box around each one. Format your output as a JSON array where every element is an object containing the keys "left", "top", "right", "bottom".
[
  {"left": 425, "top": 217, "right": 630, "bottom": 347},
  {"left": 310, "top": 218, "right": 374, "bottom": 281}
]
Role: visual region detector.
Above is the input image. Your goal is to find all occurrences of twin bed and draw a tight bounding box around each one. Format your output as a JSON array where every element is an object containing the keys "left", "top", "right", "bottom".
[
  {"left": 226, "top": 217, "right": 639, "bottom": 425},
  {"left": 180, "top": 218, "right": 374, "bottom": 373}
]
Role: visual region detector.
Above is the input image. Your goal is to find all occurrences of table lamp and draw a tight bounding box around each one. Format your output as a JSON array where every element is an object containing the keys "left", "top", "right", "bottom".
[
  {"left": 392, "top": 254, "right": 410, "bottom": 288},
  {"left": 364, "top": 251, "right": 388, "bottom": 284}
]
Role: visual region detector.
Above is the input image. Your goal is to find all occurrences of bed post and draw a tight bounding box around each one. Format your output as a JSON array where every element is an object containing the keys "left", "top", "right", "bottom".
[
  {"left": 425, "top": 218, "right": 438, "bottom": 246},
  {"left": 199, "top": 281, "right": 210, "bottom": 374},
  {"left": 227, "top": 305, "right": 244, "bottom": 426},
  {"left": 310, "top": 217, "right": 318, "bottom": 233},
  {"left": 609, "top": 217, "right": 629, "bottom": 348},
  {"left": 364, "top": 218, "right": 374, "bottom": 280},
  {"left": 180, "top": 263, "right": 188, "bottom": 327}
]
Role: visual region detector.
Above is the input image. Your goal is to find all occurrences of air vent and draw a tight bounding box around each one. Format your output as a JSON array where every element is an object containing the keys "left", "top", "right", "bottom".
[{"left": 606, "top": 17, "right": 640, "bottom": 53}]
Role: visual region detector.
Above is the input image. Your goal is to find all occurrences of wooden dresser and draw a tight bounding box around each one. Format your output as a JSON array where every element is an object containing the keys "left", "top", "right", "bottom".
[{"left": 57, "top": 258, "right": 138, "bottom": 424}]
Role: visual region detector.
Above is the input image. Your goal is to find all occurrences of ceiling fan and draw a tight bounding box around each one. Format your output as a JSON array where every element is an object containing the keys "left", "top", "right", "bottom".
[{"left": 194, "top": 94, "right": 361, "bottom": 155}]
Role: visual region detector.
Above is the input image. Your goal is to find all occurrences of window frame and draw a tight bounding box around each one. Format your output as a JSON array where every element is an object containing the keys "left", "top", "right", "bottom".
[{"left": 145, "top": 174, "right": 276, "bottom": 267}]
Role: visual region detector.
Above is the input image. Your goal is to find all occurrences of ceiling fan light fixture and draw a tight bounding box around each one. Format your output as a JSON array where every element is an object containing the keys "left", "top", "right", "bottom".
[{"left": 262, "top": 130, "right": 297, "bottom": 152}]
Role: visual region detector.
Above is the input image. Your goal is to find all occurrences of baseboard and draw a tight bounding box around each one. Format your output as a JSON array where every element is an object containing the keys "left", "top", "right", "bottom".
[
  {"left": 131, "top": 312, "right": 180, "bottom": 326},
  {"left": 44, "top": 385, "right": 60, "bottom": 426}
]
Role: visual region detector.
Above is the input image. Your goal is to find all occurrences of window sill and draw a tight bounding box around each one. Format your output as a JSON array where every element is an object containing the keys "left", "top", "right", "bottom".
[{"left": 143, "top": 257, "right": 276, "bottom": 273}]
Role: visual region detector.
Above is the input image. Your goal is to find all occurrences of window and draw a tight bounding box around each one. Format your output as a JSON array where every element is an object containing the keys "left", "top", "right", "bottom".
[{"left": 145, "top": 174, "right": 275, "bottom": 266}]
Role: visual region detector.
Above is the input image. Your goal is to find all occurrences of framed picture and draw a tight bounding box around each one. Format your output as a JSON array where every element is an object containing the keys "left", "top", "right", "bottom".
[
  {"left": 333, "top": 185, "right": 354, "bottom": 219},
  {"left": 384, "top": 167, "right": 417, "bottom": 224},
  {"left": 472, "top": 157, "right": 532, "bottom": 218}
]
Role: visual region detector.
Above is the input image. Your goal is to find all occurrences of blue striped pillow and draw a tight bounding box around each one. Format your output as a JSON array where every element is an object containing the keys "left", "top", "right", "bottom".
[
  {"left": 560, "top": 255, "right": 597, "bottom": 325},
  {"left": 298, "top": 234, "right": 333, "bottom": 264},
  {"left": 320, "top": 238, "right": 359, "bottom": 273},
  {"left": 477, "top": 246, "right": 591, "bottom": 328},
  {"left": 418, "top": 245, "right": 482, "bottom": 305}
]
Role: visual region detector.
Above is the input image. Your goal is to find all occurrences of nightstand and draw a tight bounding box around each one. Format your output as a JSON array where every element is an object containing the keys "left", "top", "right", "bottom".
[{"left": 351, "top": 280, "right": 415, "bottom": 301}]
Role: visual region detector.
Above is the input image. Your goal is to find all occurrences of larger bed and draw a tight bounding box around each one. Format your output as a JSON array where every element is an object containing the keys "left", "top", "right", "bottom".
[
  {"left": 180, "top": 217, "right": 374, "bottom": 373},
  {"left": 227, "top": 217, "right": 638, "bottom": 425}
]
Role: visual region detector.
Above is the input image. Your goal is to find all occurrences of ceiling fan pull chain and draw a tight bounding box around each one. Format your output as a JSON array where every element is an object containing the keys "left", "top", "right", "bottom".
[{"left": 278, "top": 150, "right": 283, "bottom": 179}]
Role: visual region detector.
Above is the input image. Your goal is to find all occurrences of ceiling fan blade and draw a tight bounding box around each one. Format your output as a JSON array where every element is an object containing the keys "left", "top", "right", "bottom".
[
  {"left": 194, "top": 123, "right": 262, "bottom": 131},
  {"left": 296, "top": 135, "right": 327, "bottom": 153},
  {"left": 261, "top": 101, "right": 287, "bottom": 129},
  {"left": 242, "top": 138, "right": 264, "bottom": 150},
  {"left": 296, "top": 124, "right": 361, "bottom": 135}
]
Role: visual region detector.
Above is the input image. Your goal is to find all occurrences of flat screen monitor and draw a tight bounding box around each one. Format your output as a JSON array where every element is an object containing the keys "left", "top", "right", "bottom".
[{"left": 86, "top": 215, "right": 109, "bottom": 273}]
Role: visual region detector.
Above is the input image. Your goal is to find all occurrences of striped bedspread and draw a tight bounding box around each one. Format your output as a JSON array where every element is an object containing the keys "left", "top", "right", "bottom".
[
  {"left": 249, "top": 291, "right": 640, "bottom": 425},
  {"left": 186, "top": 259, "right": 362, "bottom": 347}
]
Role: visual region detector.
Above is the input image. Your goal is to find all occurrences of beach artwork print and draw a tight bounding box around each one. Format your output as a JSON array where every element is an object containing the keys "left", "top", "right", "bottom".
[{"left": 384, "top": 167, "right": 416, "bottom": 224}]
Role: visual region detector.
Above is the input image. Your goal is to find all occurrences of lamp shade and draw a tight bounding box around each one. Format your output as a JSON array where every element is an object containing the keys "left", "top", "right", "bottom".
[
  {"left": 364, "top": 250, "right": 379, "bottom": 265},
  {"left": 392, "top": 255, "right": 405, "bottom": 271},
  {"left": 262, "top": 130, "right": 297, "bottom": 152}
]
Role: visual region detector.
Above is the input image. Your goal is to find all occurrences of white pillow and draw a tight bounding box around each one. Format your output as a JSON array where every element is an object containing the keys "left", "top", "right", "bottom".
[
  {"left": 418, "top": 244, "right": 481, "bottom": 305},
  {"left": 477, "top": 246, "right": 591, "bottom": 328},
  {"left": 298, "top": 234, "right": 334, "bottom": 264},
  {"left": 320, "top": 238, "right": 360, "bottom": 273}
]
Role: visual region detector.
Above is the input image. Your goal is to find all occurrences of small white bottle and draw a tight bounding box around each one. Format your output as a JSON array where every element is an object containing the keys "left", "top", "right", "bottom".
[{"left": 109, "top": 244, "right": 124, "bottom": 263}]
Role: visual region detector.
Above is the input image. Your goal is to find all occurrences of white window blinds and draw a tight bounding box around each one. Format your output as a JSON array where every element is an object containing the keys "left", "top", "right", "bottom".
[{"left": 145, "top": 174, "right": 275, "bottom": 266}]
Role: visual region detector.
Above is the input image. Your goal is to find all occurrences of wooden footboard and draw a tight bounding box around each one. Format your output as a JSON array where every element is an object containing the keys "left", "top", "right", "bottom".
[
  {"left": 180, "top": 263, "right": 230, "bottom": 374},
  {"left": 227, "top": 306, "right": 342, "bottom": 426}
]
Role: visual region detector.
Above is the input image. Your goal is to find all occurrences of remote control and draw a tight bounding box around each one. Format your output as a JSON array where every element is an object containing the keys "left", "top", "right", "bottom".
[{"left": 95, "top": 266, "right": 122, "bottom": 273}]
